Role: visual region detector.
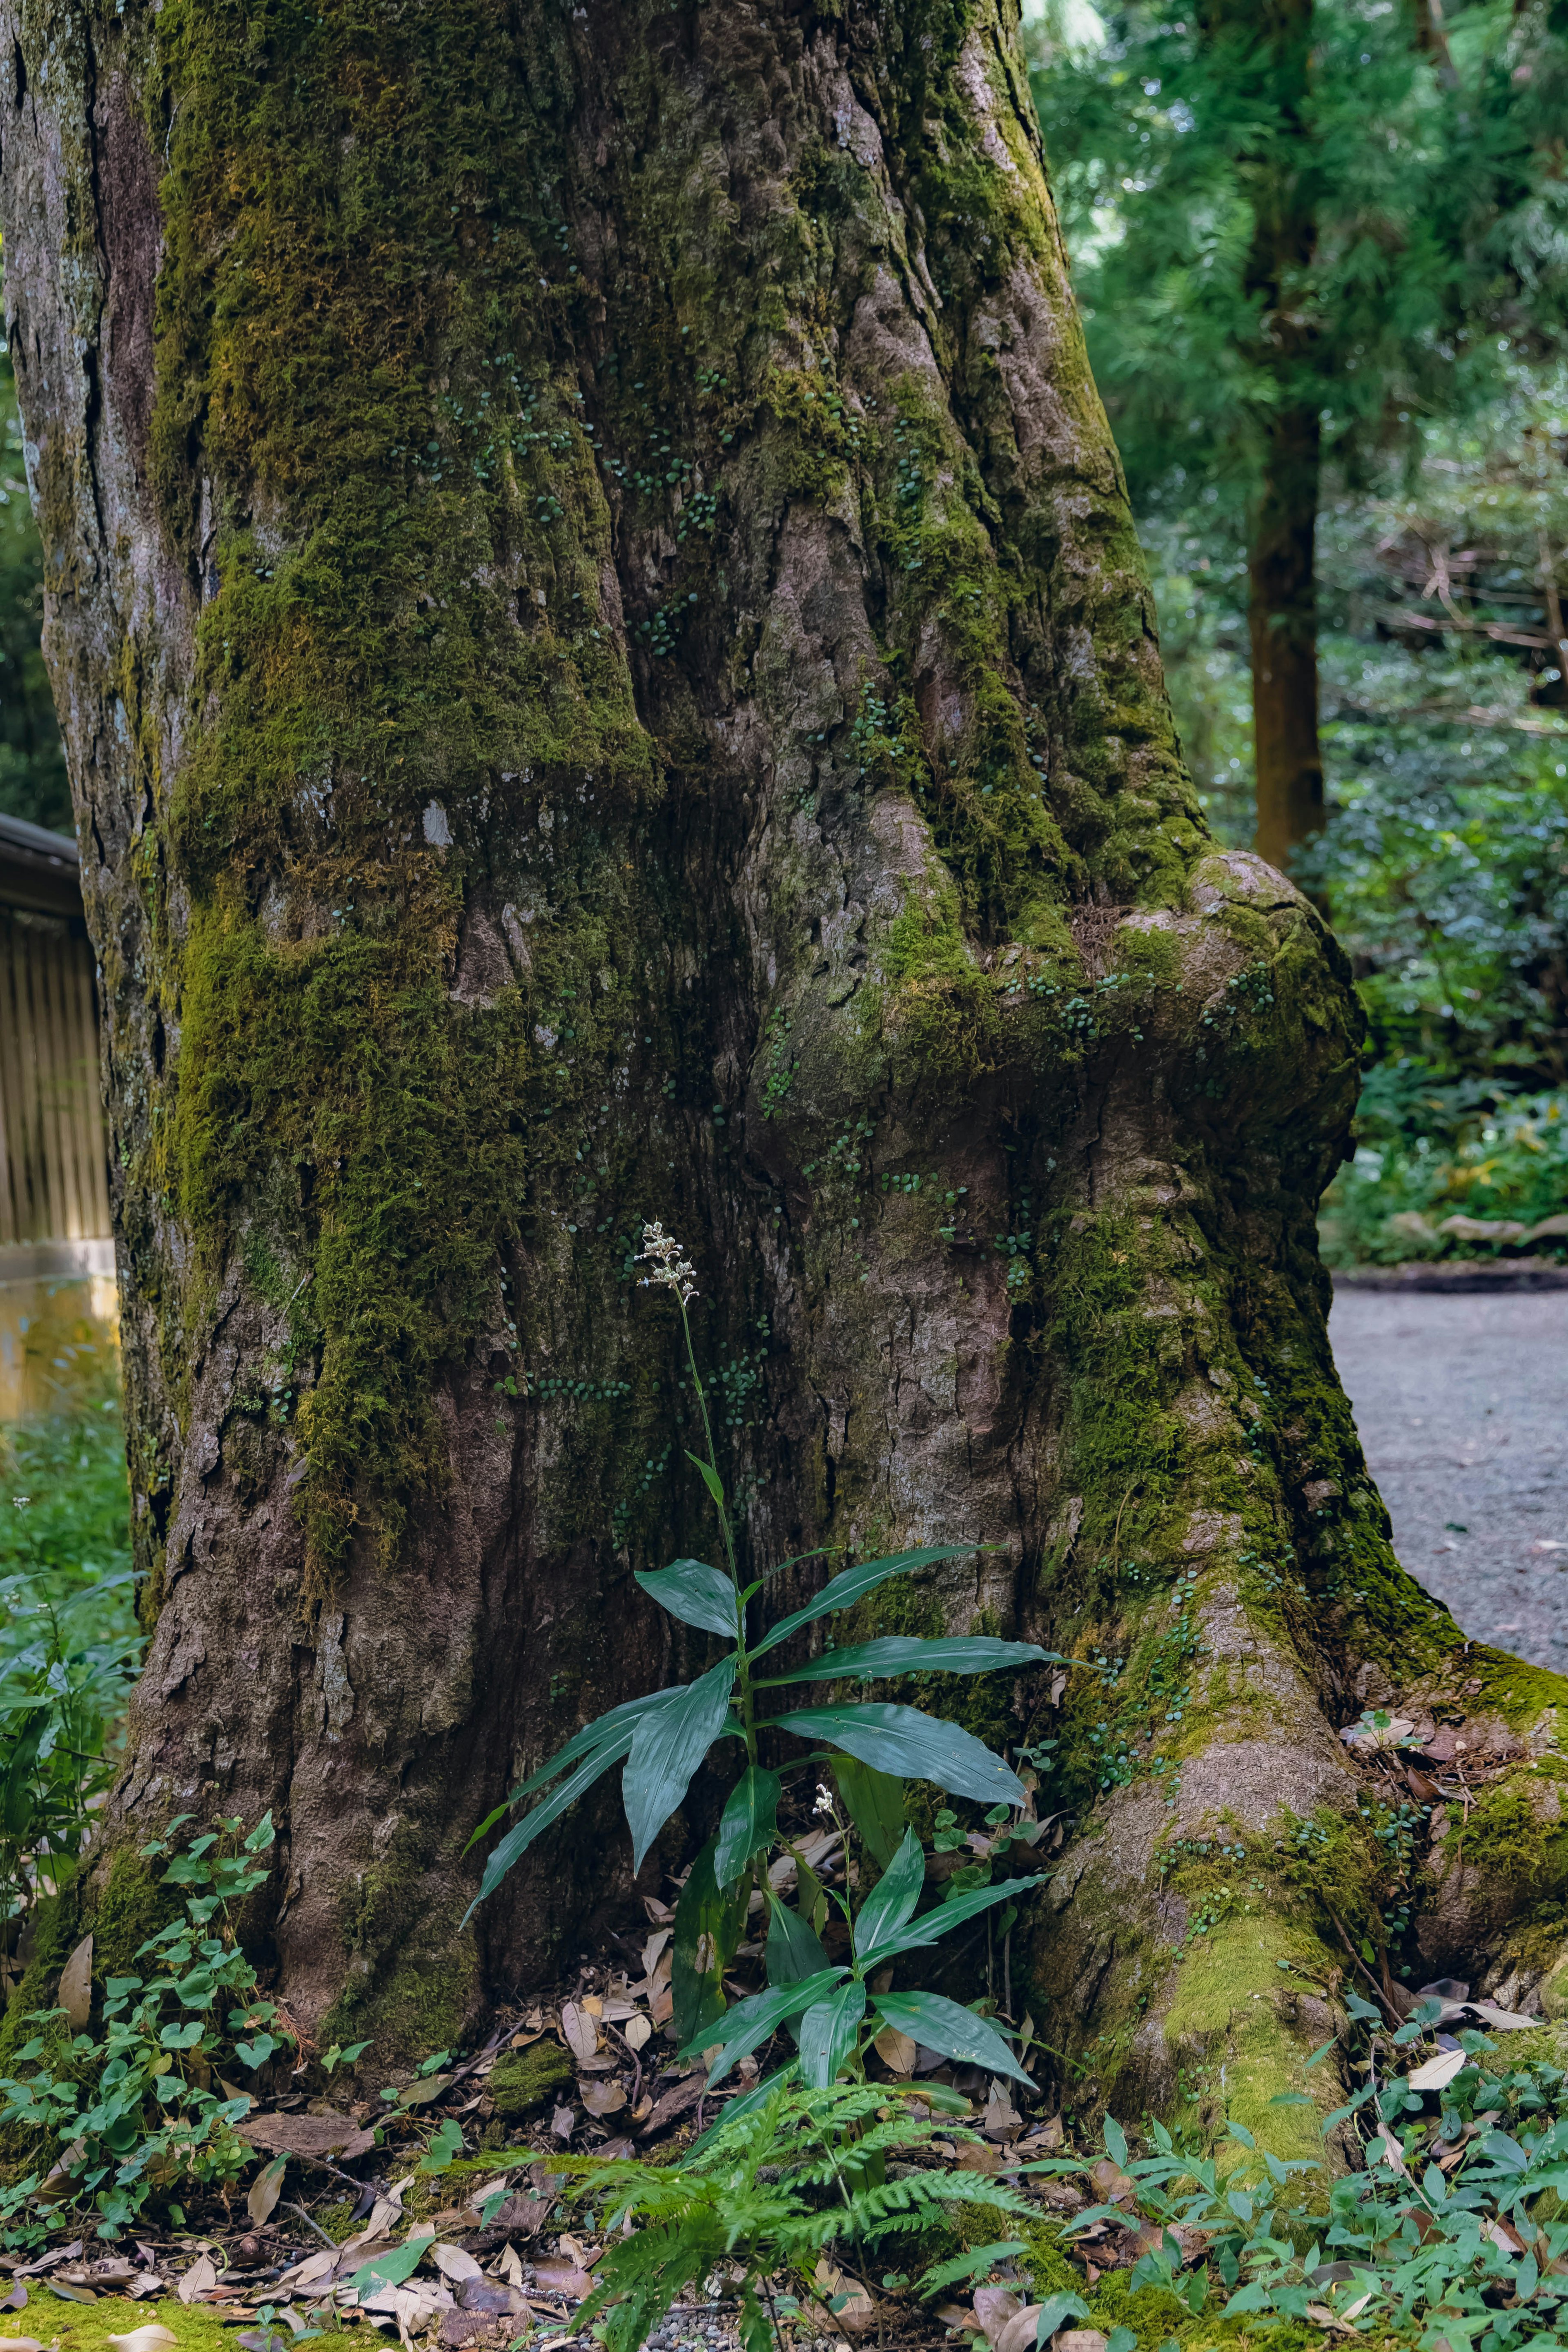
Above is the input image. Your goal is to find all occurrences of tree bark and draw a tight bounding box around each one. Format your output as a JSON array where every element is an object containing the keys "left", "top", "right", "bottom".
[
  {"left": 2, "top": 0, "right": 1564, "bottom": 2129},
  {"left": 1249, "top": 403, "right": 1324, "bottom": 871}
]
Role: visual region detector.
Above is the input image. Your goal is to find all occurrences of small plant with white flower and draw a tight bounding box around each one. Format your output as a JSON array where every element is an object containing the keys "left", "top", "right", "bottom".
[{"left": 469, "top": 1224, "right": 1068, "bottom": 2095}]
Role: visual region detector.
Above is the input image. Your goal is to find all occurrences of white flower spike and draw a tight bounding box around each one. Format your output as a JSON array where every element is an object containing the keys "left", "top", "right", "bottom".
[{"left": 635, "top": 1219, "right": 699, "bottom": 1305}]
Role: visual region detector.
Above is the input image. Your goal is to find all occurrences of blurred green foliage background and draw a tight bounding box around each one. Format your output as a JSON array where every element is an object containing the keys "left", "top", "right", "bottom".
[{"left": 1029, "top": 0, "right": 1568, "bottom": 1265}]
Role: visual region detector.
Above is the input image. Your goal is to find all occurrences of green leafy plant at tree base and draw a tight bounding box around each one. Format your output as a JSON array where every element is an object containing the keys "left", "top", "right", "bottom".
[
  {"left": 553, "top": 2077, "right": 1032, "bottom": 2352},
  {"left": 0, "top": 1815, "right": 296, "bottom": 2243},
  {"left": 469, "top": 1221, "right": 1061, "bottom": 2082},
  {"left": 1026, "top": 2000, "right": 1568, "bottom": 2352},
  {"left": 1, "top": 1415, "right": 142, "bottom": 1948}
]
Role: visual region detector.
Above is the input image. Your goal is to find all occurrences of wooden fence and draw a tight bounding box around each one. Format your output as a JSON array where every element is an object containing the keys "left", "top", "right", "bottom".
[
  {"left": 0, "top": 813, "right": 114, "bottom": 1416},
  {"left": 0, "top": 899, "right": 109, "bottom": 1255}
]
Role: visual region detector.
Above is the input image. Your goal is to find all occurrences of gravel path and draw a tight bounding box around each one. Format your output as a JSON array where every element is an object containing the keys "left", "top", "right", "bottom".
[{"left": 1328, "top": 1286, "right": 1568, "bottom": 1669}]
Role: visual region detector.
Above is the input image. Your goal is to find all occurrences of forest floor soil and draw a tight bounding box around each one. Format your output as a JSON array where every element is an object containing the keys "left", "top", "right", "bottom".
[{"left": 1329, "top": 1281, "right": 1568, "bottom": 1670}]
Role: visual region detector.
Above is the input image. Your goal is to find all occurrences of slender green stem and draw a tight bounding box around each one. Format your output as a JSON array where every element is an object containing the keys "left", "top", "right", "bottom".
[{"left": 677, "top": 1295, "right": 757, "bottom": 1766}]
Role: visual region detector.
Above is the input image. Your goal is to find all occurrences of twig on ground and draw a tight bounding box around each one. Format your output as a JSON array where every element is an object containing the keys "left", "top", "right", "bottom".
[{"left": 282, "top": 2202, "right": 338, "bottom": 2250}]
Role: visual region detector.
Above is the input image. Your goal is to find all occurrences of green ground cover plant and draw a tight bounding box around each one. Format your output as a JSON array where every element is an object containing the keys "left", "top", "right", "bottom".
[
  {"left": 557, "top": 2078, "right": 1029, "bottom": 2352},
  {"left": 1034, "top": 1999, "right": 1568, "bottom": 2352},
  {"left": 0, "top": 1815, "right": 287, "bottom": 2241},
  {"left": 0, "top": 1398, "right": 140, "bottom": 1951},
  {"left": 533, "top": 1992, "right": 1568, "bottom": 2352}
]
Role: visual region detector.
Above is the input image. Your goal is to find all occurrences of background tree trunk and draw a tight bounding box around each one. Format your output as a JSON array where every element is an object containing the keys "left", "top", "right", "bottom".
[
  {"left": 1250, "top": 403, "right": 1324, "bottom": 870},
  {"left": 3, "top": 0, "right": 1564, "bottom": 2125},
  {"left": 1231, "top": 0, "right": 1326, "bottom": 873}
]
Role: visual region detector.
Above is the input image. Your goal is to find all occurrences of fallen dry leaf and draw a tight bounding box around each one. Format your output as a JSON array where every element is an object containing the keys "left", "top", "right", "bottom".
[
  {"left": 430, "top": 2247, "right": 483, "bottom": 2285},
  {"left": 580, "top": 2079, "right": 627, "bottom": 2119},
  {"left": 531, "top": 2263, "right": 594, "bottom": 2299},
  {"left": 178, "top": 2256, "right": 218, "bottom": 2304},
  {"left": 622, "top": 2016, "right": 652, "bottom": 2054},
  {"left": 495, "top": 2248, "right": 525, "bottom": 2289},
  {"left": 107, "top": 2328, "right": 180, "bottom": 2352},
  {"left": 0, "top": 2339, "right": 42, "bottom": 2352},
  {"left": 872, "top": 2026, "right": 916, "bottom": 2077},
  {"left": 272, "top": 2251, "right": 339, "bottom": 2295},
  {"left": 550, "top": 2105, "right": 575, "bottom": 2141},
  {"left": 1407, "top": 2047, "right": 1468, "bottom": 2093},
  {"left": 637, "top": 2073, "right": 706, "bottom": 2137},
  {"left": 560, "top": 2003, "right": 599, "bottom": 2065},
  {"left": 58, "top": 1934, "right": 93, "bottom": 2033},
  {"left": 982, "top": 2084, "right": 1022, "bottom": 2142},
  {"left": 972, "top": 2285, "right": 1021, "bottom": 2345},
  {"left": 811, "top": 2261, "right": 876, "bottom": 2337},
  {"left": 248, "top": 2154, "right": 287, "bottom": 2227},
  {"left": 240, "top": 2112, "right": 375, "bottom": 2160},
  {"left": 1089, "top": 2157, "right": 1137, "bottom": 2203}
]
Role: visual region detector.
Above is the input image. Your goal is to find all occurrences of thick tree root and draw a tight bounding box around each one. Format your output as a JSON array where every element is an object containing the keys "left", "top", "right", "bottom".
[{"left": 1027, "top": 1615, "right": 1568, "bottom": 2155}]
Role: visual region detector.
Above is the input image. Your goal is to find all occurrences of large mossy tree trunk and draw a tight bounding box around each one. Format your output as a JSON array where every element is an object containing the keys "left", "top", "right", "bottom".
[{"left": 4, "top": 0, "right": 1565, "bottom": 2125}]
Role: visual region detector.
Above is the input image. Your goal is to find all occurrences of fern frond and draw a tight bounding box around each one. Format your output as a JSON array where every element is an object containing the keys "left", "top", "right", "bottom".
[{"left": 909, "top": 2173, "right": 1033, "bottom": 2214}]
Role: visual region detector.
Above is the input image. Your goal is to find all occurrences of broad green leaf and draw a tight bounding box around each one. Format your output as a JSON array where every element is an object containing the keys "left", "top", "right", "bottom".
[
  {"left": 773, "top": 1702, "right": 1026, "bottom": 1806},
  {"left": 759, "top": 1637, "right": 1054, "bottom": 1686},
  {"left": 626, "top": 1657, "right": 739, "bottom": 1870},
  {"left": 465, "top": 1682, "right": 691, "bottom": 1848},
  {"left": 859, "top": 1871, "right": 1048, "bottom": 1969},
  {"left": 751, "top": 1546, "right": 983, "bottom": 1659},
  {"left": 872, "top": 1989, "right": 1033, "bottom": 2088},
  {"left": 462, "top": 1727, "right": 636, "bottom": 1920},
  {"left": 681, "top": 1967, "right": 847, "bottom": 2085},
  {"left": 853, "top": 1825, "right": 925, "bottom": 1957},
  {"left": 1031, "top": 2293, "right": 1091, "bottom": 2345},
  {"left": 347, "top": 2232, "right": 434, "bottom": 2299},
  {"left": 686, "top": 1451, "right": 726, "bottom": 1508},
  {"left": 636, "top": 1558, "right": 739, "bottom": 1640},
  {"left": 671, "top": 1834, "right": 752, "bottom": 2051},
  {"left": 765, "top": 1891, "right": 831, "bottom": 1990},
  {"left": 798, "top": 1977, "right": 868, "bottom": 2088},
  {"left": 832, "top": 1757, "right": 907, "bottom": 1868},
  {"left": 715, "top": 1766, "right": 782, "bottom": 1889}
]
